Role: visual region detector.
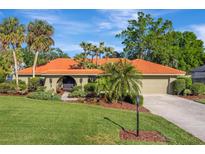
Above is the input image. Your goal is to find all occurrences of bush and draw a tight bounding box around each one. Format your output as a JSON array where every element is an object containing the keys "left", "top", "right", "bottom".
[
  {"left": 124, "top": 95, "right": 144, "bottom": 106},
  {"left": 28, "top": 77, "right": 42, "bottom": 92},
  {"left": 0, "top": 82, "right": 16, "bottom": 93},
  {"left": 183, "top": 89, "right": 192, "bottom": 96},
  {"left": 0, "top": 80, "right": 27, "bottom": 93},
  {"left": 84, "top": 82, "right": 96, "bottom": 92},
  {"left": 70, "top": 85, "right": 82, "bottom": 92},
  {"left": 177, "top": 76, "right": 192, "bottom": 89},
  {"left": 68, "top": 89, "right": 86, "bottom": 98},
  {"left": 173, "top": 79, "right": 186, "bottom": 95},
  {"left": 0, "top": 68, "right": 6, "bottom": 83},
  {"left": 27, "top": 91, "right": 60, "bottom": 101},
  {"left": 191, "top": 82, "right": 205, "bottom": 95}
]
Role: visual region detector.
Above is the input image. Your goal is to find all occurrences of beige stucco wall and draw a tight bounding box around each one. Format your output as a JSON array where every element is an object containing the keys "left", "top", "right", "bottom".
[
  {"left": 19, "top": 74, "right": 181, "bottom": 94},
  {"left": 44, "top": 75, "right": 89, "bottom": 92}
]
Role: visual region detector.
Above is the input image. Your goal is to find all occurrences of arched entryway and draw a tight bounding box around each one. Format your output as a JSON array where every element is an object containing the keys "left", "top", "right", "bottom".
[{"left": 57, "top": 76, "right": 77, "bottom": 92}]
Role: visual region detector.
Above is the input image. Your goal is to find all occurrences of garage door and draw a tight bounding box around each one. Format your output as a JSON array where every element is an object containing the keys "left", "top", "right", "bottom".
[{"left": 141, "top": 77, "right": 169, "bottom": 94}]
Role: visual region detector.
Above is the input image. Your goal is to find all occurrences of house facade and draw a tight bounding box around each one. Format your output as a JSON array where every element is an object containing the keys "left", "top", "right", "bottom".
[{"left": 18, "top": 58, "right": 186, "bottom": 94}]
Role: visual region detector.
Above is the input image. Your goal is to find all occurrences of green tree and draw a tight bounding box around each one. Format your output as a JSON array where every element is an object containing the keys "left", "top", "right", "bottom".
[
  {"left": 27, "top": 20, "right": 54, "bottom": 77},
  {"left": 116, "top": 12, "right": 173, "bottom": 59},
  {"left": 0, "top": 17, "right": 25, "bottom": 90}
]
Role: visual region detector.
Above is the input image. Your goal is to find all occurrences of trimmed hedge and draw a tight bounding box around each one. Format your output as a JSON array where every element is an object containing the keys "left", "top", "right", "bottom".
[
  {"left": 173, "top": 79, "right": 186, "bottom": 95},
  {"left": 191, "top": 82, "right": 205, "bottom": 95},
  {"left": 124, "top": 95, "right": 144, "bottom": 106},
  {"left": 177, "top": 76, "right": 192, "bottom": 89},
  {"left": 84, "top": 82, "right": 96, "bottom": 92},
  {"left": 27, "top": 91, "right": 60, "bottom": 101}
]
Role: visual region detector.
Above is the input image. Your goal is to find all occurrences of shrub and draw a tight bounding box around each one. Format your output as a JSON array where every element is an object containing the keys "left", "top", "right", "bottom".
[
  {"left": 27, "top": 91, "right": 60, "bottom": 101},
  {"left": 191, "top": 82, "right": 205, "bottom": 95},
  {"left": 28, "top": 77, "right": 42, "bottom": 92},
  {"left": 173, "top": 79, "right": 186, "bottom": 95},
  {"left": 124, "top": 95, "right": 144, "bottom": 106},
  {"left": 177, "top": 76, "right": 192, "bottom": 89},
  {"left": 84, "top": 82, "right": 96, "bottom": 92},
  {"left": 70, "top": 85, "right": 82, "bottom": 92},
  {"left": 0, "top": 68, "right": 6, "bottom": 83},
  {"left": 0, "top": 82, "right": 16, "bottom": 93},
  {"left": 0, "top": 80, "right": 27, "bottom": 93},
  {"left": 183, "top": 89, "right": 192, "bottom": 96},
  {"left": 68, "top": 89, "right": 86, "bottom": 98}
]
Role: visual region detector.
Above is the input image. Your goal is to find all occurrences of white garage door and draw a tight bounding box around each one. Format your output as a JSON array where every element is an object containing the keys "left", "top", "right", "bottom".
[{"left": 141, "top": 77, "right": 170, "bottom": 94}]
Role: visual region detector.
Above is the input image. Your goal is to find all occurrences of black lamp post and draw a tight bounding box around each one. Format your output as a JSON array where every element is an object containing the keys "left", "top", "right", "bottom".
[{"left": 136, "top": 95, "right": 140, "bottom": 136}]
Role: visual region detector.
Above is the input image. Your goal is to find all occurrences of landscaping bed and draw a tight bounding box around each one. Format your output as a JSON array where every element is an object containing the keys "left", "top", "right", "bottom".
[
  {"left": 99, "top": 101, "right": 149, "bottom": 112},
  {"left": 120, "top": 130, "right": 167, "bottom": 143},
  {"left": 180, "top": 95, "right": 205, "bottom": 104}
]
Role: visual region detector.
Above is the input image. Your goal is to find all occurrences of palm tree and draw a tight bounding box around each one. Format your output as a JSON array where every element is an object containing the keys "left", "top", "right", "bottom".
[
  {"left": 27, "top": 20, "right": 54, "bottom": 77},
  {"left": 101, "top": 60, "right": 142, "bottom": 102},
  {"left": 104, "top": 47, "right": 114, "bottom": 58},
  {"left": 0, "top": 17, "right": 25, "bottom": 90},
  {"left": 80, "top": 41, "right": 89, "bottom": 62},
  {"left": 91, "top": 45, "right": 98, "bottom": 64},
  {"left": 95, "top": 42, "right": 105, "bottom": 66}
]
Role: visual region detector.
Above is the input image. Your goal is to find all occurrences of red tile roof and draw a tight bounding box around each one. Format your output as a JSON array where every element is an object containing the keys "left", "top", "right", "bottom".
[
  {"left": 18, "top": 58, "right": 185, "bottom": 76},
  {"left": 131, "top": 59, "right": 186, "bottom": 75},
  {"left": 19, "top": 58, "right": 104, "bottom": 75},
  {"left": 92, "top": 58, "right": 130, "bottom": 65}
]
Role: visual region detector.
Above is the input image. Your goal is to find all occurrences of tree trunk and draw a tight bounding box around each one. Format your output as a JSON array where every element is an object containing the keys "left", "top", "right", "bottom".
[
  {"left": 32, "top": 51, "right": 39, "bottom": 78},
  {"left": 96, "top": 52, "right": 99, "bottom": 66},
  {"left": 12, "top": 50, "right": 19, "bottom": 90}
]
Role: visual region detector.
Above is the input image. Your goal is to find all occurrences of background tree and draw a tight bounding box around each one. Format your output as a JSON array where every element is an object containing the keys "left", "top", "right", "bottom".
[
  {"left": 117, "top": 11, "right": 205, "bottom": 72},
  {"left": 0, "top": 17, "right": 25, "bottom": 89},
  {"left": 27, "top": 20, "right": 54, "bottom": 77}
]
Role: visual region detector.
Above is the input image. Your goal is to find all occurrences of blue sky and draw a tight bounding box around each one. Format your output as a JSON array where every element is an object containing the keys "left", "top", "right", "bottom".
[{"left": 1, "top": 9, "right": 205, "bottom": 57}]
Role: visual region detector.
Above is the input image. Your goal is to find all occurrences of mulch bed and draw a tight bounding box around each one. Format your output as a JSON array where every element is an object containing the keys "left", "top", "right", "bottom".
[
  {"left": 180, "top": 95, "right": 205, "bottom": 101},
  {"left": 120, "top": 130, "right": 167, "bottom": 143},
  {"left": 99, "top": 102, "right": 150, "bottom": 113}
]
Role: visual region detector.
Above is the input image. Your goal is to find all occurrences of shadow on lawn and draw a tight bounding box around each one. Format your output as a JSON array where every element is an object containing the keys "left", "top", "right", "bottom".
[{"left": 104, "top": 117, "right": 136, "bottom": 136}]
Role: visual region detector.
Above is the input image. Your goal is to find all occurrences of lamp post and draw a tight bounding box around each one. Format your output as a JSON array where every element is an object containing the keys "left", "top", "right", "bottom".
[{"left": 136, "top": 95, "right": 140, "bottom": 136}]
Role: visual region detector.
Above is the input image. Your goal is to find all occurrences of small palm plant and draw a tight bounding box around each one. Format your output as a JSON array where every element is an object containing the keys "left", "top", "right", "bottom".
[{"left": 97, "top": 60, "right": 142, "bottom": 103}]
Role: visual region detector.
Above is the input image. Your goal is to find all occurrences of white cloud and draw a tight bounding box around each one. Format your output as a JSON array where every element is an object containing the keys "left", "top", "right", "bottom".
[
  {"left": 189, "top": 24, "right": 205, "bottom": 42},
  {"left": 17, "top": 10, "right": 92, "bottom": 34},
  {"left": 179, "top": 24, "right": 205, "bottom": 42}
]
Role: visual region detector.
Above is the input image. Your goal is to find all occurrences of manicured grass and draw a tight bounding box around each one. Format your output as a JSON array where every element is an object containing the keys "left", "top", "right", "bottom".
[
  {"left": 195, "top": 99, "right": 205, "bottom": 105},
  {"left": 0, "top": 96, "right": 203, "bottom": 145}
]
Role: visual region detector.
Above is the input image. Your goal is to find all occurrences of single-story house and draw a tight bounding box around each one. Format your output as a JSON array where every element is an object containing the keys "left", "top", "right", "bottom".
[
  {"left": 191, "top": 65, "right": 205, "bottom": 83},
  {"left": 18, "top": 58, "right": 186, "bottom": 94}
]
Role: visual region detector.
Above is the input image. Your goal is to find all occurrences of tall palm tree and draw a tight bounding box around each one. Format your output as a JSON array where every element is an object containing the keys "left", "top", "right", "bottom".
[
  {"left": 96, "top": 42, "right": 105, "bottom": 66},
  {"left": 91, "top": 45, "right": 98, "bottom": 64},
  {"left": 27, "top": 20, "right": 54, "bottom": 77},
  {"left": 102, "top": 60, "right": 142, "bottom": 102},
  {"left": 104, "top": 47, "right": 114, "bottom": 58},
  {"left": 0, "top": 17, "right": 25, "bottom": 90},
  {"left": 80, "top": 41, "right": 89, "bottom": 62}
]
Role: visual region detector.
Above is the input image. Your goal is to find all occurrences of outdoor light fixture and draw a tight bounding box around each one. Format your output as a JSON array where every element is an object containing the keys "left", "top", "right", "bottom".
[{"left": 136, "top": 95, "right": 140, "bottom": 137}]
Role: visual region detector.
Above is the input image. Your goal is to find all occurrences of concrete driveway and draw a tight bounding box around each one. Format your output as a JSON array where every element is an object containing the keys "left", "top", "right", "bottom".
[{"left": 143, "top": 94, "right": 205, "bottom": 142}]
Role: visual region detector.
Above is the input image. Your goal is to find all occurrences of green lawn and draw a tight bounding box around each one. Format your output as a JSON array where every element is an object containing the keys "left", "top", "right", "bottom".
[
  {"left": 195, "top": 99, "right": 205, "bottom": 105},
  {"left": 0, "top": 96, "right": 203, "bottom": 145}
]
